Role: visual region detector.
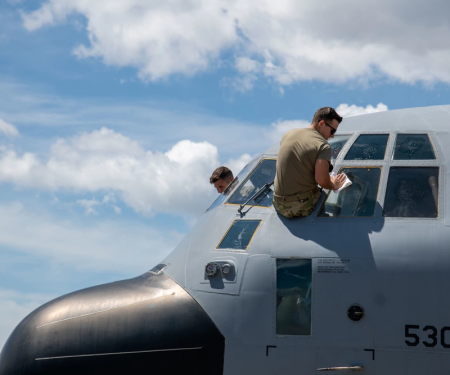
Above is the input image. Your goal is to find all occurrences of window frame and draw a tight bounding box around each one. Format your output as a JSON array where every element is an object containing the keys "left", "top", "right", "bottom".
[
  {"left": 318, "top": 166, "right": 383, "bottom": 218},
  {"left": 275, "top": 258, "right": 313, "bottom": 337},
  {"left": 328, "top": 134, "right": 354, "bottom": 163}
]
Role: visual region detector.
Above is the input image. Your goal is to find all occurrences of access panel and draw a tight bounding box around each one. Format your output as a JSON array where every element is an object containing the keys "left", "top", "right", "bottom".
[{"left": 313, "top": 258, "right": 375, "bottom": 374}]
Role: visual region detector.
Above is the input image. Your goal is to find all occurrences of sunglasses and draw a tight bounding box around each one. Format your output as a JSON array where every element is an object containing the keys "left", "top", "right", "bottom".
[{"left": 323, "top": 121, "right": 337, "bottom": 135}]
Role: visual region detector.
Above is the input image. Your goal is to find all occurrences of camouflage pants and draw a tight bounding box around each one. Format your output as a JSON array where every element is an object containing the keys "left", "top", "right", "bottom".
[{"left": 273, "top": 189, "right": 321, "bottom": 219}]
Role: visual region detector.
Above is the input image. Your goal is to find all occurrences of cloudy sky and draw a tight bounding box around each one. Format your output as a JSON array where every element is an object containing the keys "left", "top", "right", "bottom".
[{"left": 1, "top": 0, "right": 450, "bottom": 349}]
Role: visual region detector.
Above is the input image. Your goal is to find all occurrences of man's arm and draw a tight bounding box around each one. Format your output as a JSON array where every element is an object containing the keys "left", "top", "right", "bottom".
[{"left": 315, "top": 159, "right": 346, "bottom": 190}]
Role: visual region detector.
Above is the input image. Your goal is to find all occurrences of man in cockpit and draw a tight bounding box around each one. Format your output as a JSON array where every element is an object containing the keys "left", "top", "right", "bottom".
[
  {"left": 210, "top": 166, "right": 234, "bottom": 194},
  {"left": 273, "top": 107, "right": 347, "bottom": 219}
]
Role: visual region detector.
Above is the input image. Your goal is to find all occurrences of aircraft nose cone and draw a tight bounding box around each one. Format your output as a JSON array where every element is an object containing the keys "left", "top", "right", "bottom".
[{"left": 0, "top": 272, "right": 224, "bottom": 375}]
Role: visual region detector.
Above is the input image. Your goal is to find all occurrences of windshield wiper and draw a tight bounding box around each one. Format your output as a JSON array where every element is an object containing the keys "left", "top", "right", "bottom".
[{"left": 238, "top": 180, "right": 274, "bottom": 213}]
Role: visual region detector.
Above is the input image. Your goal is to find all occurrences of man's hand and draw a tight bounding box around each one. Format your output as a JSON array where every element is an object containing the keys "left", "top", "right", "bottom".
[
  {"left": 315, "top": 159, "right": 346, "bottom": 190},
  {"left": 330, "top": 173, "right": 346, "bottom": 190}
]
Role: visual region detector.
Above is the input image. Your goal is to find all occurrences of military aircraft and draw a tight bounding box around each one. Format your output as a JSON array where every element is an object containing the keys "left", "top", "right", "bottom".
[{"left": 1, "top": 105, "right": 449, "bottom": 374}]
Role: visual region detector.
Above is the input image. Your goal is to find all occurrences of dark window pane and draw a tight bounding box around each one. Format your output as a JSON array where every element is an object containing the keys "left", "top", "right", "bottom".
[
  {"left": 329, "top": 135, "right": 352, "bottom": 163},
  {"left": 206, "top": 158, "right": 259, "bottom": 212},
  {"left": 393, "top": 134, "right": 436, "bottom": 160},
  {"left": 217, "top": 220, "right": 262, "bottom": 250},
  {"left": 318, "top": 167, "right": 381, "bottom": 217},
  {"left": 227, "top": 159, "right": 276, "bottom": 207},
  {"left": 344, "top": 134, "right": 389, "bottom": 160},
  {"left": 383, "top": 167, "right": 439, "bottom": 218},
  {"left": 276, "top": 259, "right": 312, "bottom": 335}
]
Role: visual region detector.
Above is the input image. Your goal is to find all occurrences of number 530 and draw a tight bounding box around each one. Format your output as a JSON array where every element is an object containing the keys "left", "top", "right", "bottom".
[{"left": 405, "top": 325, "right": 450, "bottom": 348}]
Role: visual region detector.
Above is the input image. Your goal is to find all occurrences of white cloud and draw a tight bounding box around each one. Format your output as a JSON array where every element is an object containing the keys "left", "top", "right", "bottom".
[
  {"left": 235, "top": 57, "right": 260, "bottom": 74},
  {"left": 223, "top": 74, "right": 258, "bottom": 93},
  {"left": 102, "top": 193, "right": 122, "bottom": 214},
  {"left": 76, "top": 198, "right": 99, "bottom": 215},
  {"left": 22, "top": 0, "right": 237, "bottom": 81},
  {"left": 0, "top": 128, "right": 243, "bottom": 217},
  {"left": 336, "top": 103, "right": 389, "bottom": 117},
  {"left": 21, "top": 1, "right": 450, "bottom": 85},
  {"left": 0, "top": 118, "right": 19, "bottom": 137},
  {"left": 0, "top": 289, "right": 54, "bottom": 351},
  {"left": 226, "top": 153, "right": 253, "bottom": 176},
  {"left": 266, "top": 119, "right": 310, "bottom": 143},
  {"left": 102, "top": 192, "right": 115, "bottom": 204}
]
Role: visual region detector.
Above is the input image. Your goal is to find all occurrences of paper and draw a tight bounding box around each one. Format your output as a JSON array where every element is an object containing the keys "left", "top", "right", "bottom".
[{"left": 329, "top": 172, "right": 352, "bottom": 194}]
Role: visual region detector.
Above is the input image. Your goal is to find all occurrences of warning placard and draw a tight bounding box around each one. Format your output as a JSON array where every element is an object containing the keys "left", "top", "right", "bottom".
[{"left": 316, "top": 258, "right": 350, "bottom": 274}]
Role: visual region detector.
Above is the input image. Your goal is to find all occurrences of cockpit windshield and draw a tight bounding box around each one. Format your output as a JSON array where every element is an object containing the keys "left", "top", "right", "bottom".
[
  {"left": 206, "top": 158, "right": 260, "bottom": 212},
  {"left": 227, "top": 159, "right": 277, "bottom": 207},
  {"left": 383, "top": 167, "right": 439, "bottom": 218},
  {"left": 393, "top": 134, "right": 436, "bottom": 160},
  {"left": 319, "top": 167, "right": 381, "bottom": 217},
  {"left": 345, "top": 134, "right": 389, "bottom": 160}
]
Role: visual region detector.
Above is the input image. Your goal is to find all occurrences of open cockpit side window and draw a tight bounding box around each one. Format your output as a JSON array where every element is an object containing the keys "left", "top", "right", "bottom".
[
  {"left": 206, "top": 158, "right": 259, "bottom": 212},
  {"left": 276, "top": 259, "right": 312, "bottom": 335},
  {"left": 393, "top": 134, "right": 436, "bottom": 160},
  {"left": 344, "top": 134, "right": 389, "bottom": 160},
  {"left": 227, "top": 159, "right": 276, "bottom": 208},
  {"left": 383, "top": 167, "right": 439, "bottom": 218},
  {"left": 318, "top": 167, "right": 382, "bottom": 217}
]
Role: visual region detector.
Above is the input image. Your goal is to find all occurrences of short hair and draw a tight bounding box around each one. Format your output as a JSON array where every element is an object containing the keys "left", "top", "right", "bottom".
[
  {"left": 312, "top": 107, "right": 343, "bottom": 126},
  {"left": 210, "top": 166, "right": 233, "bottom": 184}
]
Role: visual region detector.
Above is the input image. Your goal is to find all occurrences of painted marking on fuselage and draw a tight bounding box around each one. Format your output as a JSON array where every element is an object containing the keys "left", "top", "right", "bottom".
[
  {"left": 364, "top": 348, "right": 375, "bottom": 360},
  {"left": 405, "top": 324, "right": 450, "bottom": 348},
  {"left": 316, "top": 258, "right": 350, "bottom": 274},
  {"left": 266, "top": 345, "right": 277, "bottom": 356}
]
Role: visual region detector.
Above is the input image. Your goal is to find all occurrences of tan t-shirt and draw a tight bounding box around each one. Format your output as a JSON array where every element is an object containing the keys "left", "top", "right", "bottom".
[{"left": 274, "top": 128, "right": 331, "bottom": 196}]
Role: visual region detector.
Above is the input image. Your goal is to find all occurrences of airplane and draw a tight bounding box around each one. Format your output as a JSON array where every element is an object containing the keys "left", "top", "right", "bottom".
[{"left": 1, "top": 104, "right": 449, "bottom": 374}]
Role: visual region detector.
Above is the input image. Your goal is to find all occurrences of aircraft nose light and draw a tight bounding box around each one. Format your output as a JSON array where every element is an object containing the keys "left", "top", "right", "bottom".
[
  {"left": 347, "top": 304, "right": 365, "bottom": 322},
  {"left": 205, "top": 262, "right": 219, "bottom": 277}
]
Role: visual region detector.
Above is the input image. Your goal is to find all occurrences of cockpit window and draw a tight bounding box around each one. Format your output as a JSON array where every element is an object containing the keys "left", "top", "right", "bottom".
[
  {"left": 206, "top": 158, "right": 259, "bottom": 212},
  {"left": 217, "top": 220, "right": 262, "bottom": 250},
  {"left": 344, "top": 134, "right": 389, "bottom": 160},
  {"left": 329, "top": 135, "right": 352, "bottom": 163},
  {"left": 383, "top": 167, "right": 439, "bottom": 218},
  {"left": 276, "top": 259, "right": 312, "bottom": 335},
  {"left": 227, "top": 159, "right": 276, "bottom": 207},
  {"left": 393, "top": 134, "right": 436, "bottom": 160},
  {"left": 318, "top": 167, "right": 381, "bottom": 217}
]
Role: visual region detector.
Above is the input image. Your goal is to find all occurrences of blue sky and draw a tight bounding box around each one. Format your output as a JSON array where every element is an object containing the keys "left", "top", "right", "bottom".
[{"left": 1, "top": 0, "right": 450, "bottom": 348}]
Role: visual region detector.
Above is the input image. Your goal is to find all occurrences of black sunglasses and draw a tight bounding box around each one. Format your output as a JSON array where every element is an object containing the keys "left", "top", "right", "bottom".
[{"left": 323, "top": 121, "right": 337, "bottom": 135}]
